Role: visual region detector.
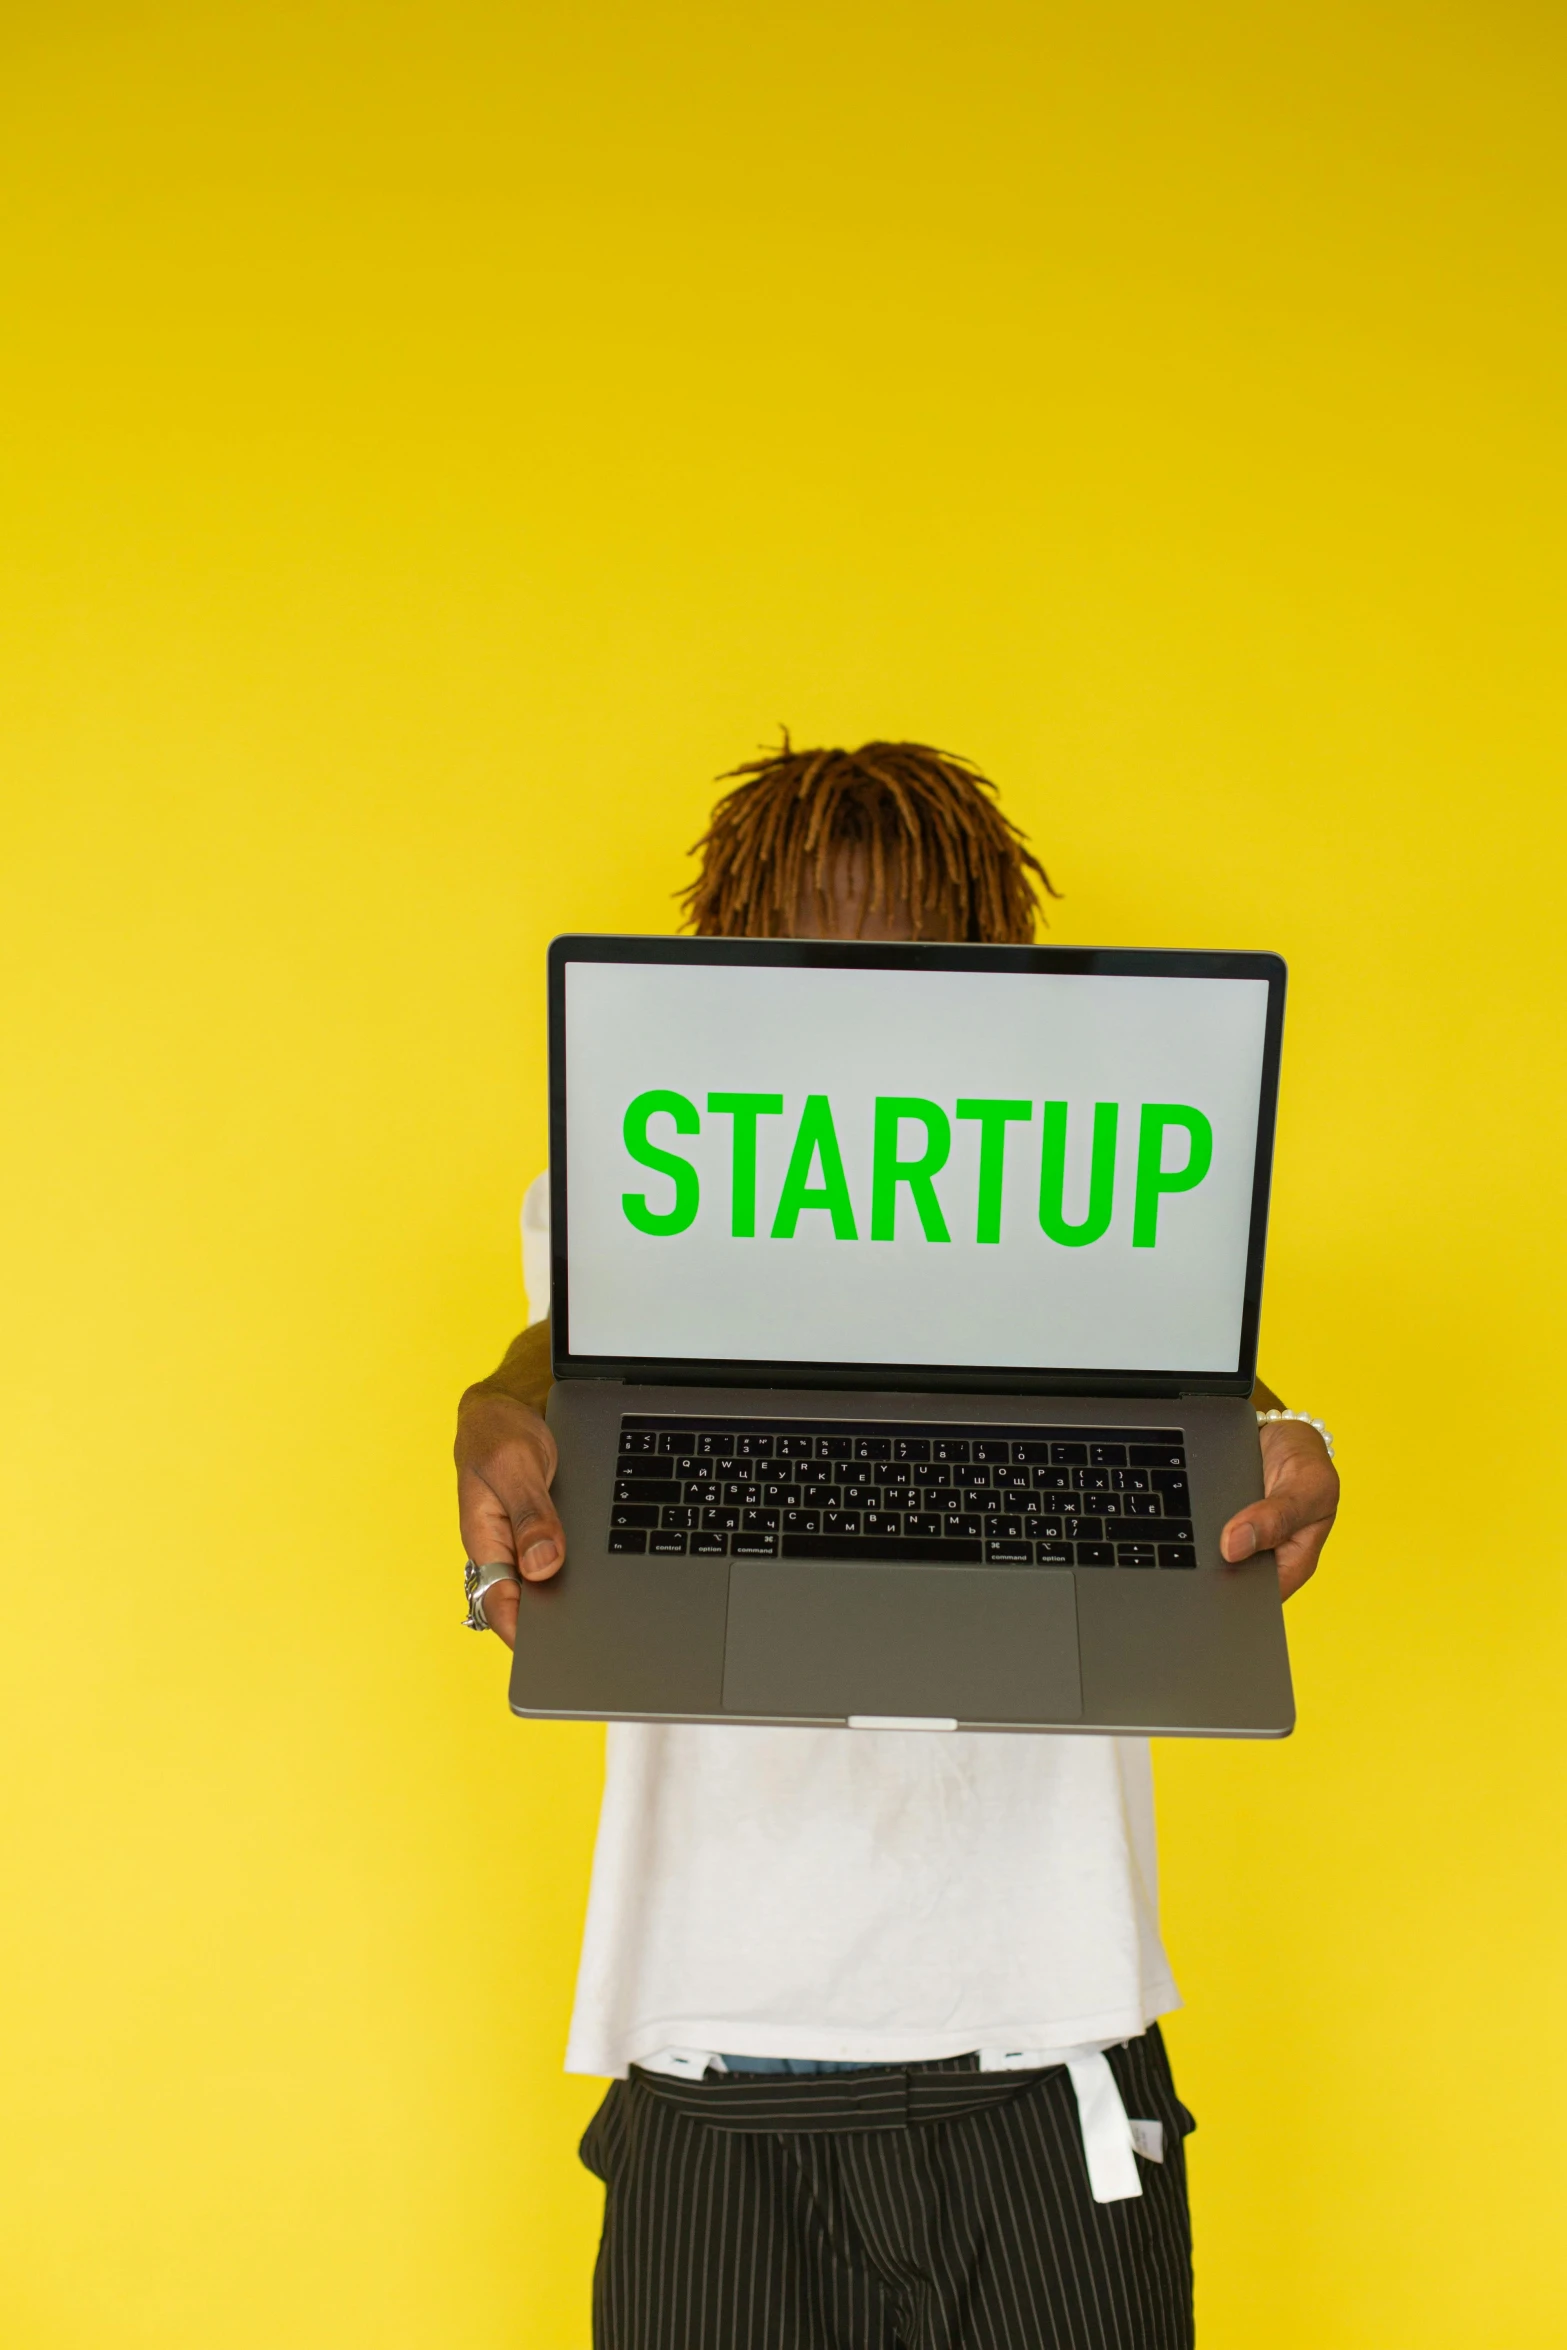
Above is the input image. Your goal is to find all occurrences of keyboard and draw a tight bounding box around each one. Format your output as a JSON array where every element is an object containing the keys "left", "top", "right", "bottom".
[{"left": 606, "top": 1416, "right": 1198, "bottom": 1569}]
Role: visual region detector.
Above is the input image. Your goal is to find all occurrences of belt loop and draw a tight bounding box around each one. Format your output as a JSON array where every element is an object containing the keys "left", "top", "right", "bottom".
[{"left": 1065, "top": 2053, "right": 1143, "bottom": 2202}]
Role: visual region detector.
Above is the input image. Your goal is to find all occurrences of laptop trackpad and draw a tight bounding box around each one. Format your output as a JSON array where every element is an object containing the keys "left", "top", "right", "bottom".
[{"left": 722, "top": 1563, "right": 1082, "bottom": 1724}]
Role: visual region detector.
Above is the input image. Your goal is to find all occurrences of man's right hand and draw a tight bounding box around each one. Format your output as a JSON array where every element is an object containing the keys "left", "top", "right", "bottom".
[{"left": 455, "top": 1390, "right": 565, "bottom": 1651}]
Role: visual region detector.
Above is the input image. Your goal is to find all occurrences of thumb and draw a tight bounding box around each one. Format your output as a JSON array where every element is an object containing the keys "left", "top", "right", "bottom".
[
  {"left": 1220, "top": 1499, "right": 1294, "bottom": 1562},
  {"left": 509, "top": 1479, "right": 567, "bottom": 1581}
]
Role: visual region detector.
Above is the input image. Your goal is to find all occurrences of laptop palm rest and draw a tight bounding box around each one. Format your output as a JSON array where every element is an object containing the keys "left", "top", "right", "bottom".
[{"left": 721, "top": 1564, "right": 1083, "bottom": 1724}]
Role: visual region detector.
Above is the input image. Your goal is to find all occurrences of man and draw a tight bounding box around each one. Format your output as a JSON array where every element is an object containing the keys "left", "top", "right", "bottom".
[{"left": 456, "top": 740, "right": 1339, "bottom": 2350}]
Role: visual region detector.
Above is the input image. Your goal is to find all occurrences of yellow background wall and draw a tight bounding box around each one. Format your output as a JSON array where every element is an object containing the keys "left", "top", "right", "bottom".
[{"left": 2, "top": 3, "right": 1564, "bottom": 2343}]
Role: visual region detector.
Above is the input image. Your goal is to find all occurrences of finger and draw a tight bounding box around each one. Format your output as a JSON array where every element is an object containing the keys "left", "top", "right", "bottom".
[{"left": 479, "top": 1577, "right": 520, "bottom": 1651}]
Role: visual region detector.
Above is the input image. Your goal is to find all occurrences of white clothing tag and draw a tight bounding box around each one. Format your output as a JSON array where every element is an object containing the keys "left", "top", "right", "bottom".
[
  {"left": 978, "top": 2046, "right": 1066, "bottom": 2072},
  {"left": 1128, "top": 2117, "right": 1165, "bottom": 2163},
  {"left": 1066, "top": 2052, "right": 1143, "bottom": 2202},
  {"left": 638, "top": 2047, "right": 717, "bottom": 2080}
]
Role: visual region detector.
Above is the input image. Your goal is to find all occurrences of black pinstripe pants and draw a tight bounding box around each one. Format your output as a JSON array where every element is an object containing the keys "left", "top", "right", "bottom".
[{"left": 580, "top": 2030, "right": 1194, "bottom": 2350}]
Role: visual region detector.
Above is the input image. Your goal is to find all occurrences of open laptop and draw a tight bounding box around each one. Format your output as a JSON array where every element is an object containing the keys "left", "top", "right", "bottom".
[{"left": 510, "top": 935, "right": 1294, "bottom": 1737}]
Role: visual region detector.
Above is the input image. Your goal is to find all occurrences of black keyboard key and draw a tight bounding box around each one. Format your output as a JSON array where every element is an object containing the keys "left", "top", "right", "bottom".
[
  {"left": 1032, "top": 1467, "right": 1070, "bottom": 1491},
  {"left": 986, "top": 1540, "right": 1033, "bottom": 1564},
  {"left": 932, "top": 1437, "right": 970, "bottom": 1461},
  {"left": 1076, "top": 1541, "right": 1115, "bottom": 1566},
  {"left": 734, "top": 1433, "right": 774, "bottom": 1458},
  {"left": 990, "top": 1515, "right": 1024, "bottom": 1539},
  {"left": 742, "top": 1507, "right": 781, "bottom": 1531},
  {"left": 1117, "top": 1544, "right": 1158, "bottom": 1567},
  {"left": 608, "top": 1529, "right": 648, "bottom": 1553},
  {"left": 1074, "top": 1516, "right": 1105, "bottom": 1541},
  {"left": 1090, "top": 1442, "right": 1127, "bottom": 1466},
  {"left": 855, "top": 1437, "right": 892, "bottom": 1460},
  {"left": 619, "top": 1431, "right": 657, "bottom": 1454},
  {"left": 1057, "top": 1493, "right": 1084, "bottom": 1516},
  {"left": 1159, "top": 1519, "right": 1194, "bottom": 1544},
  {"left": 818, "top": 1436, "right": 854, "bottom": 1460},
  {"left": 658, "top": 1432, "right": 696, "bottom": 1454},
  {"left": 971, "top": 1438, "right": 1012, "bottom": 1463},
  {"left": 713, "top": 1458, "right": 747, "bottom": 1480},
  {"left": 822, "top": 1509, "right": 862, "bottom": 1536},
  {"left": 691, "top": 1532, "right": 729, "bottom": 1556},
  {"left": 661, "top": 1506, "right": 699, "bottom": 1529},
  {"left": 903, "top": 1511, "right": 941, "bottom": 1536},
  {"left": 1121, "top": 1494, "right": 1162, "bottom": 1520},
  {"left": 864, "top": 1510, "right": 903, "bottom": 1536},
  {"left": 1032, "top": 1514, "right": 1068, "bottom": 1541},
  {"left": 611, "top": 1503, "right": 660, "bottom": 1528},
  {"left": 1130, "top": 1443, "right": 1186, "bottom": 1468},
  {"left": 893, "top": 1437, "right": 931, "bottom": 1462},
  {"left": 991, "top": 1466, "right": 1032, "bottom": 1491},
  {"left": 686, "top": 1482, "right": 722, "bottom": 1507},
  {"left": 1074, "top": 1467, "right": 1112, "bottom": 1491},
  {"left": 1159, "top": 1544, "right": 1198, "bottom": 1569},
  {"left": 761, "top": 1484, "right": 802, "bottom": 1508},
  {"left": 1112, "top": 1466, "right": 1151, "bottom": 1492},
  {"left": 1152, "top": 1470, "right": 1191, "bottom": 1506},
  {"left": 943, "top": 1513, "right": 983, "bottom": 1538},
  {"left": 1052, "top": 1442, "right": 1088, "bottom": 1464},
  {"left": 723, "top": 1483, "right": 763, "bottom": 1506},
  {"left": 974, "top": 1491, "right": 1004, "bottom": 1514},
  {"left": 649, "top": 1531, "right": 688, "bottom": 1555},
  {"left": 843, "top": 1485, "right": 880, "bottom": 1510},
  {"left": 695, "top": 1431, "right": 733, "bottom": 1455},
  {"left": 775, "top": 1434, "right": 815, "bottom": 1458},
  {"left": 796, "top": 1459, "right": 835, "bottom": 1485},
  {"left": 702, "top": 1506, "right": 740, "bottom": 1531},
  {"left": 1013, "top": 1441, "right": 1054, "bottom": 1463},
  {"left": 782, "top": 1534, "right": 983, "bottom": 1563},
  {"left": 879, "top": 1461, "right": 914, "bottom": 1487},
  {"left": 782, "top": 1509, "right": 821, "bottom": 1534},
  {"left": 615, "top": 1476, "right": 680, "bottom": 1504},
  {"left": 732, "top": 1533, "right": 779, "bottom": 1557},
  {"left": 953, "top": 1463, "right": 991, "bottom": 1488},
  {"left": 1036, "top": 1540, "right": 1075, "bottom": 1566}
]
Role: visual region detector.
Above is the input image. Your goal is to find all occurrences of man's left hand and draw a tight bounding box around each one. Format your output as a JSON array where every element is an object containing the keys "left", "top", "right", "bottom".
[{"left": 1220, "top": 1420, "right": 1340, "bottom": 1599}]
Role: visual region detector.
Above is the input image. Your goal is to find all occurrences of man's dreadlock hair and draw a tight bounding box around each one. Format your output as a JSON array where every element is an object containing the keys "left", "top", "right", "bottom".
[{"left": 680, "top": 737, "right": 1058, "bottom": 943}]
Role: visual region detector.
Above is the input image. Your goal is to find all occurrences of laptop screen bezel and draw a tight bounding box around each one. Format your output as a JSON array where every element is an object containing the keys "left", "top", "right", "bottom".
[{"left": 547, "top": 934, "right": 1286, "bottom": 1398}]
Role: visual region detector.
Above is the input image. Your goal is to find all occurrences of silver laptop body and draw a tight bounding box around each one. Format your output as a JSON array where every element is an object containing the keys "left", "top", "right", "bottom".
[{"left": 510, "top": 936, "right": 1294, "bottom": 1738}]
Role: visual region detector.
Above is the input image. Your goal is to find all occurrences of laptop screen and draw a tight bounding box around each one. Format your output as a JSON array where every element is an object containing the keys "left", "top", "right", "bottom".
[{"left": 550, "top": 939, "right": 1284, "bottom": 1392}]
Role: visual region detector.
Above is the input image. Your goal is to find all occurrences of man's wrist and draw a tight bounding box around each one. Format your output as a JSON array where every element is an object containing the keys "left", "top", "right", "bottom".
[{"left": 455, "top": 1386, "right": 556, "bottom": 1475}]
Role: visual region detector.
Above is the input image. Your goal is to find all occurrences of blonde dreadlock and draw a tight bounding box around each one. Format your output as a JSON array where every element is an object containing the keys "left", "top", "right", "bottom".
[{"left": 680, "top": 737, "right": 1058, "bottom": 944}]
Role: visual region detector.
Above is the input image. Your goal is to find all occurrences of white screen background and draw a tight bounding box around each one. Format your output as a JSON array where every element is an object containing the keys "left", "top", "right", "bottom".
[{"left": 563, "top": 960, "right": 1269, "bottom": 1373}]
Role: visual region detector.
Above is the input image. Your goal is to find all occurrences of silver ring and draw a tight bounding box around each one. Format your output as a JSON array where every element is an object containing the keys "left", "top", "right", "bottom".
[{"left": 464, "top": 1557, "right": 521, "bottom": 1630}]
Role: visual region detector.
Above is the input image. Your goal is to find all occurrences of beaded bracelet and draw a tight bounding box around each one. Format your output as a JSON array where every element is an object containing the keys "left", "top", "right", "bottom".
[{"left": 1256, "top": 1407, "right": 1335, "bottom": 1460}]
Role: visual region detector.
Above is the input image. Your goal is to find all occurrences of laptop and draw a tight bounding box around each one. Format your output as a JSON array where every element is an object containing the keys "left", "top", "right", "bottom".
[{"left": 510, "top": 935, "right": 1294, "bottom": 1737}]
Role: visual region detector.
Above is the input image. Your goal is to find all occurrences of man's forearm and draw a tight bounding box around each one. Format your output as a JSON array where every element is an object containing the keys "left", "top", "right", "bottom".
[{"left": 462, "top": 1316, "right": 554, "bottom": 1420}]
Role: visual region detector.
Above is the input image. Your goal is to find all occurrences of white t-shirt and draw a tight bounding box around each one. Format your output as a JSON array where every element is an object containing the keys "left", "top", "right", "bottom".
[
  {"left": 521, "top": 1176, "right": 1180, "bottom": 2084},
  {"left": 565, "top": 1722, "right": 1178, "bottom": 2077}
]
